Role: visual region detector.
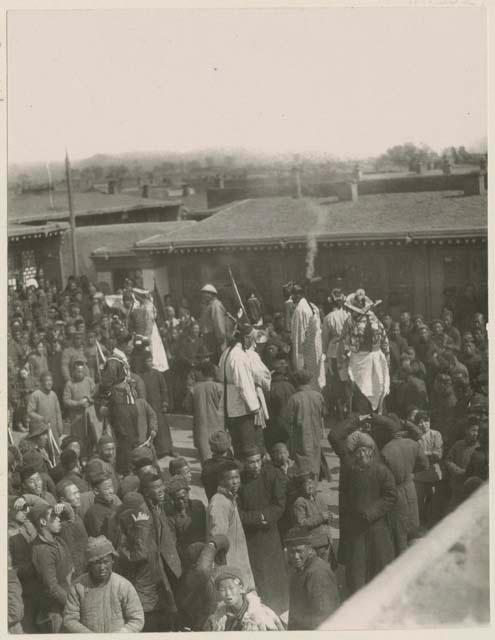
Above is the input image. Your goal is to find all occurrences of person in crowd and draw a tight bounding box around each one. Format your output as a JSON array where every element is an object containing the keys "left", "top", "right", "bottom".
[
  {"left": 207, "top": 460, "right": 255, "bottom": 591},
  {"left": 31, "top": 502, "right": 74, "bottom": 632},
  {"left": 20, "top": 419, "right": 56, "bottom": 475},
  {"left": 373, "top": 414, "right": 428, "bottom": 553},
  {"left": 185, "top": 360, "right": 224, "bottom": 463},
  {"left": 169, "top": 456, "right": 193, "bottom": 484},
  {"left": 284, "top": 368, "right": 326, "bottom": 479},
  {"left": 27, "top": 371, "right": 64, "bottom": 444},
  {"left": 175, "top": 535, "right": 230, "bottom": 630},
  {"left": 430, "top": 372, "right": 458, "bottom": 448},
  {"left": 412, "top": 410, "right": 444, "bottom": 526},
  {"left": 201, "top": 430, "right": 235, "bottom": 501},
  {"left": 322, "top": 289, "right": 350, "bottom": 420},
  {"left": 8, "top": 549, "right": 25, "bottom": 634},
  {"left": 97, "top": 332, "right": 139, "bottom": 474},
  {"left": 464, "top": 423, "right": 488, "bottom": 482},
  {"left": 445, "top": 416, "right": 480, "bottom": 510},
  {"left": 84, "top": 472, "right": 118, "bottom": 538},
  {"left": 57, "top": 482, "right": 89, "bottom": 579},
  {"left": 442, "top": 308, "right": 462, "bottom": 352},
  {"left": 61, "top": 331, "right": 89, "bottom": 383},
  {"left": 86, "top": 434, "right": 120, "bottom": 493},
  {"left": 27, "top": 338, "right": 49, "bottom": 386},
  {"left": 204, "top": 566, "right": 284, "bottom": 631},
  {"left": 56, "top": 449, "right": 90, "bottom": 493},
  {"left": 286, "top": 526, "right": 340, "bottom": 630},
  {"left": 20, "top": 465, "right": 57, "bottom": 506},
  {"left": 219, "top": 323, "right": 263, "bottom": 456},
  {"left": 292, "top": 461, "right": 335, "bottom": 569},
  {"left": 339, "top": 431, "right": 397, "bottom": 594},
  {"left": 291, "top": 283, "right": 326, "bottom": 391},
  {"left": 63, "top": 360, "right": 101, "bottom": 457},
  {"left": 63, "top": 535, "right": 144, "bottom": 633},
  {"left": 266, "top": 355, "right": 295, "bottom": 430},
  {"left": 166, "top": 475, "right": 206, "bottom": 561},
  {"left": 237, "top": 445, "right": 288, "bottom": 614},
  {"left": 199, "top": 284, "right": 229, "bottom": 361},
  {"left": 141, "top": 473, "right": 183, "bottom": 613},
  {"left": 116, "top": 492, "right": 175, "bottom": 631},
  {"left": 399, "top": 311, "right": 413, "bottom": 342},
  {"left": 138, "top": 351, "right": 174, "bottom": 458}
]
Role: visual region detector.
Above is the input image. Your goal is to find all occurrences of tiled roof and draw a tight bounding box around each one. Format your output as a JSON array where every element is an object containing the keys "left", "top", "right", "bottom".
[
  {"left": 135, "top": 191, "right": 487, "bottom": 250},
  {"left": 8, "top": 190, "right": 181, "bottom": 223}
]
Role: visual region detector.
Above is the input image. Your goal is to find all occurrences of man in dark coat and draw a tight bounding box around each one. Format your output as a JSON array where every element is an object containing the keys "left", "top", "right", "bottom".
[
  {"left": 237, "top": 445, "right": 288, "bottom": 615},
  {"left": 97, "top": 332, "right": 139, "bottom": 474},
  {"left": 84, "top": 472, "right": 118, "bottom": 538},
  {"left": 286, "top": 525, "right": 340, "bottom": 630},
  {"left": 373, "top": 415, "right": 429, "bottom": 554},
  {"left": 166, "top": 475, "right": 206, "bottom": 562},
  {"left": 339, "top": 431, "right": 397, "bottom": 595},
  {"left": 200, "top": 430, "right": 234, "bottom": 501},
  {"left": 138, "top": 352, "right": 174, "bottom": 458}
]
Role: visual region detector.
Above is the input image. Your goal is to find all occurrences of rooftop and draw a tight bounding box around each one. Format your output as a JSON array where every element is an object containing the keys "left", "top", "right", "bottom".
[
  {"left": 8, "top": 221, "right": 70, "bottom": 240},
  {"left": 80, "top": 221, "right": 196, "bottom": 258},
  {"left": 8, "top": 190, "right": 182, "bottom": 224},
  {"left": 135, "top": 190, "right": 487, "bottom": 251}
]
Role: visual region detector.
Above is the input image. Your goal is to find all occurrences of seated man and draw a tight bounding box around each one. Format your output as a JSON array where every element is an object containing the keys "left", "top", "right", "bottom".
[
  {"left": 63, "top": 535, "right": 144, "bottom": 633},
  {"left": 204, "top": 566, "right": 284, "bottom": 631}
]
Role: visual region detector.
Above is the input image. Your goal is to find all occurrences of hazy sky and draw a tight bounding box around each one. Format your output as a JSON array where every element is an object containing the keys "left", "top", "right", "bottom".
[{"left": 8, "top": 7, "right": 486, "bottom": 164}]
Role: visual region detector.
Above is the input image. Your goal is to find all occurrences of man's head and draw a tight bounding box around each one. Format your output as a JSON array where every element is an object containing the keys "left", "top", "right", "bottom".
[
  {"left": 60, "top": 448, "right": 81, "bottom": 475},
  {"left": 61, "top": 436, "right": 82, "bottom": 459},
  {"left": 270, "top": 442, "right": 289, "bottom": 468},
  {"left": 442, "top": 309, "right": 454, "bottom": 328},
  {"left": 200, "top": 284, "right": 217, "bottom": 305},
  {"left": 59, "top": 481, "right": 82, "bottom": 509},
  {"left": 400, "top": 311, "right": 411, "bottom": 326},
  {"left": 218, "top": 461, "right": 241, "bottom": 496},
  {"left": 21, "top": 466, "right": 43, "bottom": 496},
  {"left": 33, "top": 504, "right": 62, "bottom": 535},
  {"left": 169, "top": 457, "right": 192, "bottom": 484},
  {"left": 143, "top": 352, "right": 154, "bottom": 372},
  {"left": 285, "top": 526, "right": 314, "bottom": 571},
  {"left": 214, "top": 567, "right": 245, "bottom": 610},
  {"left": 72, "top": 331, "right": 84, "bottom": 349},
  {"left": 10, "top": 496, "right": 30, "bottom": 526},
  {"left": 242, "top": 448, "right": 262, "bottom": 479},
  {"left": 291, "top": 284, "right": 304, "bottom": 304},
  {"left": 346, "top": 431, "right": 376, "bottom": 470},
  {"left": 133, "top": 456, "right": 155, "bottom": 478},
  {"left": 465, "top": 416, "right": 480, "bottom": 444},
  {"left": 142, "top": 474, "right": 166, "bottom": 505},
  {"left": 293, "top": 368, "right": 312, "bottom": 388},
  {"left": 431, "top": 320, "right": 444, "bottom": 337},
  {"left": 209, "top": 430, "right": 232, "bottom": 456},
  {"left": 72, "top": 361, "right": 86, "bottom": 382},
  {"left": 97, "top": 436, "right": 116, "bottom": 463},
  {"left": 40, "top": 371, "right": 53, "bottom": 392},
  {"left": 86, "top": 536, "right": 117, "bottom": 585},
  {"left": 414, "top": 410, "right": 431, "bottom": 434},
  {"left": 166, "top": 475, "right": 190, "bottom": 511},
  {"left": 381, "top": 314, "right": 392, "bottom": 330},
  {"left": 418, "top": 325, "right": 430, "bottom": 342},
  {"left": 390, "top": 322, "right": 401, "bottom": 340},
  {"left": 92, "top": 474, "right": 115, "bottom": 504}
]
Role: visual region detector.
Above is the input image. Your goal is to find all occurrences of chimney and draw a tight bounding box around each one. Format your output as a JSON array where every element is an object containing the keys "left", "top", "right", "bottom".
[
  {"left": 334, "top": 181, "right": 358, "bottom": 203},
  {"left": 108, "top": 180, "right": 116, "bottom": 194},
  {"left": 463, "top": 172, "right": 486, "bottom": 196},
  {"left": 141, "top": 184, "right": 150, "bottom": 198}
]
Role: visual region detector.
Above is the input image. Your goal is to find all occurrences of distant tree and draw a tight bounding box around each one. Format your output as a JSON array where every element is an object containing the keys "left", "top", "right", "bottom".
[{"left": 379, "top": 142, "right": 438, "bottom": 168}]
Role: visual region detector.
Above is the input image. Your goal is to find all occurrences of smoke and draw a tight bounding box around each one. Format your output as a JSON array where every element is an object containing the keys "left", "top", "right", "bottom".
[{"left": 305, "top": 201, "right": 328, "bottom": 281}]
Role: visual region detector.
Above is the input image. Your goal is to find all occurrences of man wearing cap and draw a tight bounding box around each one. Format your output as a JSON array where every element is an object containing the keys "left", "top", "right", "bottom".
[
  {"left": 285, "top": 525, "right": 340, "bottom": 630},
  {"left": 219, "top": 323, "right": 263, "bottom": 457},
  {"left": 166, "top": 475, "right": 207, "bottom": 562},
  {"left": 31, "top": 502, "right": 74, "bottom": 632},
  {"left": 322, "top": 289, "right": 350, "bottom": 420},
  {"left": 61, "top": 331, "right": 89, "bottom": 383},
  {"left": 237, "top": 445, "right": 289, "bottom": 614},
  {"left": 84, "top": 472, "right": 119, "bottom": 538},
  {"left": 57, "top": 481, "right": 89, "bottom": 579},
  {"left": 63, "top": 360, "right": 101, "bottom": 458},
  {"left": 27, "top": 372, "right": 64, "bottom": 444},
  {"left": 290, "top": 284, "right": 326, "bottom": 391},
  {"left": 373, "top": 414, "right": 428, "bottom": 554},
  {"left": 340, "top": 431, "right": 396, "bottom": 594},
  {"left": 63, "top": 535, "right": 144, "bottom": 633},
  {"left": 86, "top": 434, "right": 120, "bottom": 493},
  {"left": 20, "top": 464, "right": 57, "bottom": 506},
  {"left": 201, "top": 430, "right": 234, "bottom": 500},
  {"left": 97, "top": 332, "right": 139, "bottom": 474},
  {"left": 207, "top": 460, "right": 255, "bottom": 592},
  {"left": 199, "top": 284, "right": 229, "bottom": 362},
  {"left": 55, "top": 449, "right": 90, "bottom": 494},
  {"left": 205, "top": 566, "right": 284, "bottom": 631}
]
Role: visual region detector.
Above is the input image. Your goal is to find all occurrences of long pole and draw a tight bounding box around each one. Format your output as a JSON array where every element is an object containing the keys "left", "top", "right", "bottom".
[{"left": 65, "top": 149, "right": 79, "bottom": 277}]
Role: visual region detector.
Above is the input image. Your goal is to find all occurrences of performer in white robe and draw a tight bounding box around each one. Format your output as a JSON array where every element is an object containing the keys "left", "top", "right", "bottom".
[
  {"left": 290, "top": 284, "right": 326, "bottom": 391},
  {"left": 340, "top": 289, "right": 390, "bottom": 414}
]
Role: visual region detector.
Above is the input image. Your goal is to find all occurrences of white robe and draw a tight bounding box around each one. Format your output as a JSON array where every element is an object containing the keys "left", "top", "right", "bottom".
[{"left": 291, "top": 298, "right": 326, "bottom": 391}]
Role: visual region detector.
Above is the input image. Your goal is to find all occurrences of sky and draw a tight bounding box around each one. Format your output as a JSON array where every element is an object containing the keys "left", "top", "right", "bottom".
[{"left": 8, "top": 7, "right": 487, "bottom": 165}]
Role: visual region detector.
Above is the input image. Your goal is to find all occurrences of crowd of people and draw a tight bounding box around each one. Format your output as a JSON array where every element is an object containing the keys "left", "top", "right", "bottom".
[{"left": 7, "top": 273, "right": 489, "bottom": 633}]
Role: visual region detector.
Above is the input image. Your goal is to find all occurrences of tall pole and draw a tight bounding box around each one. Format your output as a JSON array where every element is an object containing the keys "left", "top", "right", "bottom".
[{"left": 65, "top": 149, "right": 79, "bottom": 277}]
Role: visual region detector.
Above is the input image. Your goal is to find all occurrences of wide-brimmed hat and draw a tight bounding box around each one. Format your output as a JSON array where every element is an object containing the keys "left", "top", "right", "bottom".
[
  {"left": 201, "top": 284, "right": 218, "bottom": 295},
  {"left": 26, "top": 419, "right": 49, "bottom": 440}
]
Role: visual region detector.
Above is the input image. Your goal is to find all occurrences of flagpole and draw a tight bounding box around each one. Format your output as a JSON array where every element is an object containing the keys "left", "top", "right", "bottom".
[{"left": 65, "top": 149, "right": 79, "bottom": 277}]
